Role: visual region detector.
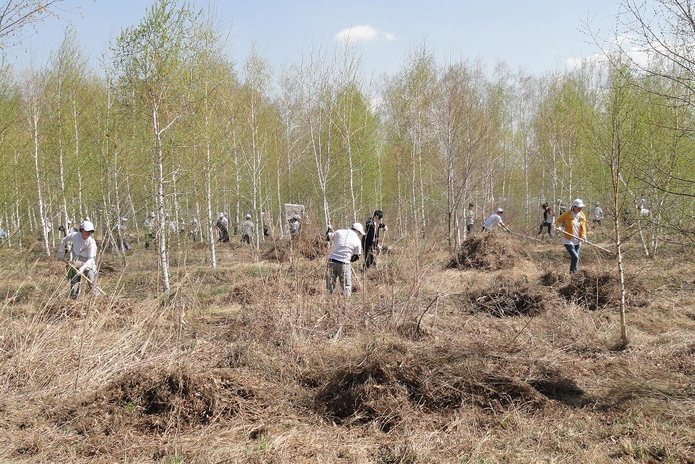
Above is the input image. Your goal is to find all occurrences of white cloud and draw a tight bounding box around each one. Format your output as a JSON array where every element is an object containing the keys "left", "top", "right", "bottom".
[
  {"left": 335, "top": 25, "right": 395, "bottom": 44},
  {"left": 566, "top": 53, "right": 609, "bottom": 70},
  {"left": 566, "top": 44, "right": 660, "bottom": 72}
]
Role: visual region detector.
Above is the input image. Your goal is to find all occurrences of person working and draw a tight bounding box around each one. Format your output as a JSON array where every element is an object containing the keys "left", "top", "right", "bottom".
[
  {"left": 482, "top": 208, "right": 510, "bottom": 232},
  {"left": 240, "top": 214, "right": 255, "bottom": 244},
  {"left": 326, "top": 222, "right": 365, "bottom": 296},
  {"left": 289, "top": 214, "right": 301, "bottom": 238},
  {"left": 216, "top": 213, "right": 229, "bottom": 242},
  {"left": 363, "top": 209, "right": 387, "bottom": 269},
  {"left": 57, "top": 220, "right": 100, "bottom": 299},
  {"left": 538, "top": 203, "right": 554, "bottom": 237},
  {"left": 555, "top": 198, "right": 587, "bottom": 274}
]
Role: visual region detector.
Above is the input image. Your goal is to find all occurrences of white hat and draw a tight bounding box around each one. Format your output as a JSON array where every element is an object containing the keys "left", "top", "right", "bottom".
[
  {"left": 80, "top": 220, "right": 95, "bottom": 232},
  {"left": 496, "top": 207, "right": 504, "bottom": 213},
  {"left": 292, "top": 214, "right": 301, "bottom": 220},
  {"left": 245, "top": 214, "right": 252, "bottom": 219},
  {"left": 351, "top": 222, "right": 366, "bottom": 236},
  {"left": 572, "top": 198, "right": 585, "bottom": 208}
]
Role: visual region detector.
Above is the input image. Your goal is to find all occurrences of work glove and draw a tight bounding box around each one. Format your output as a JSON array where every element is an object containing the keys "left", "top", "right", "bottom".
[
  {"left": 382, "top": 225, "right": 388, "bottom": 232},
  {"left": 350, "top": 254, "right": 360, "bottom": 262}
]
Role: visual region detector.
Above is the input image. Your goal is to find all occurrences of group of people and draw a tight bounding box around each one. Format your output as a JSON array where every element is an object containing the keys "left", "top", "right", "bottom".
[
  {"left": 479, "top": 199, "right": 589, "bottom": 274},
  {"left": 325, "top": 209, "right": 387, "bottom": 296},
  {"left": 55, "top": 197, "right": 598, "bottom": 300}
]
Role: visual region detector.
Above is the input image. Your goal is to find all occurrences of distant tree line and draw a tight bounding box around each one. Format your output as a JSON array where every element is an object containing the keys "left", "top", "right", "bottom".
[{"left": 0, "top": 0, "right": 692, "bottom": 271}]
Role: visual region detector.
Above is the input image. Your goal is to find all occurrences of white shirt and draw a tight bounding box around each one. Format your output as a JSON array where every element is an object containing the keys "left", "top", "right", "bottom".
[
  {"left": 561, "top": 211, "right": 583, "bottom": 246},
  {"left": 592, "top": 206, "right": 603, "bottom": 220},
  {"left": 57, "top": 231, "right": 97, "bottom": 271},
  {"left": 240, "top": 220, "right": 255, "bottom": 236},
  {"left": 482, "top": 213, "right": 503, "bottom": 231},
  {"left": 327, "top": 228, "right": 362, "bottom": 264}
]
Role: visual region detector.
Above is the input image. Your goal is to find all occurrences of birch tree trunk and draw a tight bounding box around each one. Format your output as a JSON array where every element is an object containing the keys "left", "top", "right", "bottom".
[
  {"left": 153, "top": 106, "right": 170, "bottom": 292},
  {"left": 29, "top": 86, "right": 51, "bottom": 256}
]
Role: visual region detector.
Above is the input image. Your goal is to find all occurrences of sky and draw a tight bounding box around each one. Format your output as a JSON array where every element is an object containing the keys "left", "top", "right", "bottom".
[{"left": 6, "top": 0, "right": 627, "bottom": 80}]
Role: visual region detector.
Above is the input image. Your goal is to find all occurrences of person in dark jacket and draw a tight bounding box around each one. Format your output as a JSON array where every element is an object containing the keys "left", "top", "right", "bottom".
[
  {"left": 363, "top": 209, "right": 387, "bottom": 269},
  {"left": 538, "top": 203, "right": 554, "bottom": 237}
]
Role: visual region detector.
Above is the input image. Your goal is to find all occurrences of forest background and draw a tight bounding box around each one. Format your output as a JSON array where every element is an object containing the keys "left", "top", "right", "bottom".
[
  {"left": 0, "top": 0, "right": 693, "bottom": 284},
  {"left": 0, "top": 2, "right": 693, "bottom": 462}
]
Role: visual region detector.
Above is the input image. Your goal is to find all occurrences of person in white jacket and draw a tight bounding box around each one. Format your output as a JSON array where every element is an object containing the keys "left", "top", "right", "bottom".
[
  {"left": 326, "top": 222, "right": 365, "bottom": 296},
  {"left": 57, "top": 220, "right": 99, "bottom": 299}
]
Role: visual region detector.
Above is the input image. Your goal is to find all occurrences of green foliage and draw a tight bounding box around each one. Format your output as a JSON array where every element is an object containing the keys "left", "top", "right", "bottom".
[{"left": 0, "top": 1, "right": 692, "bottom": 259}]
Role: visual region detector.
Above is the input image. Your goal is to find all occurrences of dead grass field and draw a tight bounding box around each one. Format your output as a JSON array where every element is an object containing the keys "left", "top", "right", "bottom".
[{"left": 0, "top": 231, "right": 693, "bottom": 463}]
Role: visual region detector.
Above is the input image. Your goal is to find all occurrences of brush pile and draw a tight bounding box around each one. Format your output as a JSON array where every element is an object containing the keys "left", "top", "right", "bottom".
[
  {"left": 310, "top": 341, "right": 587, "bottom": 431},
  {"left": 539, "top": 269, "right": 650, "bottom": 311},
  {"left": 51, "top": 365, "right": 255, "bottom": 434},
  {"left": 448, "top": 234, "right": 530, "bottom": 270},
  {"left": 466, "top": 278, "right": 557, "bottom": 317}
]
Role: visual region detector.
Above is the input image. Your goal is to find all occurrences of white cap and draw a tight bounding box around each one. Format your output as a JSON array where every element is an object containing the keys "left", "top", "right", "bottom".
[
  {"left": 572, "top": 198, "right": 585, "bottom": 208},
  {"left": 80, "top": 220, "right": 95, "bottom": 232},
  {"left": 351, "top": 222, "right": 366, "bottom": 236},
  {"left": 245, "top": 214, "right": 252, "bottom": 219},
  {"left": 292, "top": 214, "right": 301, "bottom": 220},
  {"left": 496, "top": 208, "right": 504, "bottom": 213}
]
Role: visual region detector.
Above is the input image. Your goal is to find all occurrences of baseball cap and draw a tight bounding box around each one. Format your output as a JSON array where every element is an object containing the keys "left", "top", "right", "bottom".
[
  {"left": 351, "top": 222, "right": 366, "bottom": 235},
  {"left": 80, "top": 220, "right": 95, "bottom": 232}
]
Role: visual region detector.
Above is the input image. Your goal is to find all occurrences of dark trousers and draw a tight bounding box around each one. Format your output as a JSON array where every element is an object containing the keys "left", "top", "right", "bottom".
[
  {"left": 364, "top": 245, "right": 377, "bottom": 269},
  {"left": 538, "top": 221, "right": 552, "bottom": 236},
  {"left": 218, "top": 226, "right": 229, "bottom": 242}
]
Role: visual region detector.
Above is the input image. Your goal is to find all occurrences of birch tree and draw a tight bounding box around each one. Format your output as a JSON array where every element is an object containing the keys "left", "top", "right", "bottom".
[
  {"left": 187, "top": 11, "right": 236, "bottom": 266},
  {"left": 236, "top": 49, "right": 274, "bottom": 245},
  {"left": 23, "top": 68, "right": 51, "bottom": 255},
  {"left": 383, "top": 45, "right": 437, "bottom": 234},
  {"left": 110, "top": 0, "right": 202, "bottom": 292}
]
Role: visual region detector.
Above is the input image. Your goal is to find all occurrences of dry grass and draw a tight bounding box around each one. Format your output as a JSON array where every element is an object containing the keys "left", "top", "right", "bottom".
[{"left": 0, "top": 234, "right": 693, "bottom": 463}]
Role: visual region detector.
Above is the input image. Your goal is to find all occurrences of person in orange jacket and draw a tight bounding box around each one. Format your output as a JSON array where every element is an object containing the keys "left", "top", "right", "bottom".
[{"left": 555, "top": 198, "right": 587, "bottom": 274}]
